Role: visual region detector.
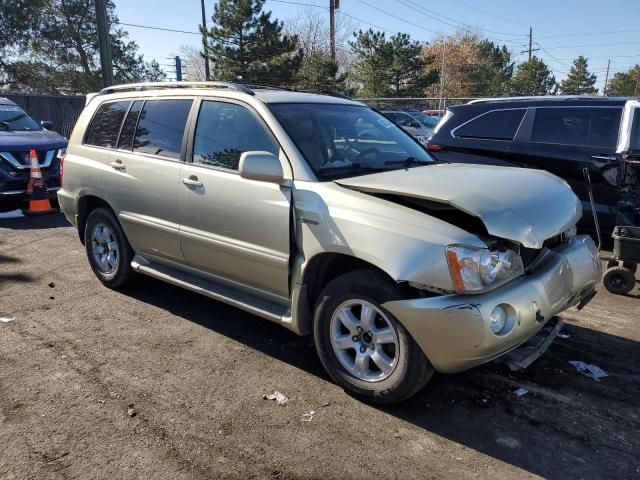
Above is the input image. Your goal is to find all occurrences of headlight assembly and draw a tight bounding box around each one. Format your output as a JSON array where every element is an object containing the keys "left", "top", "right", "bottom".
[{"left": 446, "top": 245, "right": 524, "bottom": 293}]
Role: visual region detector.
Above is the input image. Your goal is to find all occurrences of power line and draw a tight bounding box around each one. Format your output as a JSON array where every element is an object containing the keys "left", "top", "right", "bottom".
[
  {"left": 398, "top": 0, "right": 527, "bottom": 39},
  {"left": 118, "top": 21, "right": 200, "bottom": 36},
  {"left": 449, "top": 0, "right": 529, "bottom": 28},
  {"left": 351, "top": 0, "right": 440, "bottom": 35}
]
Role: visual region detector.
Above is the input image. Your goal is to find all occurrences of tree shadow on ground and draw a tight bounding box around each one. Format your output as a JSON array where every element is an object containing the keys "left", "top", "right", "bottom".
[{"left": 121, "top": 276, "right": 640, "bottom": 480}]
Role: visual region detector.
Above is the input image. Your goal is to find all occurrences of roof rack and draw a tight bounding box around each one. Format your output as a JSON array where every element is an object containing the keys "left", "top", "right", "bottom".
[
  {"left": 99, "top": 81, "right": 254, "bottom": 96},
  {"left": 467, "top": 95, "right": 625, "bottom": 104},
  {"left": 245, "top": 84, "right": 352, "bottom": 100}
]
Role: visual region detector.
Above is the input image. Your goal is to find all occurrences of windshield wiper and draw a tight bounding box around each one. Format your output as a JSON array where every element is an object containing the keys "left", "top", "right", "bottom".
[{"left": 382, "top": 156, "right": 431, "bottom": 170}]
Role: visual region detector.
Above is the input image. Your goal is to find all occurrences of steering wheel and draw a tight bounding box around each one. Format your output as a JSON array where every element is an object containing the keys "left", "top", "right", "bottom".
[{"left": 356, "top": 147, "right": 380, "bottom": 160}]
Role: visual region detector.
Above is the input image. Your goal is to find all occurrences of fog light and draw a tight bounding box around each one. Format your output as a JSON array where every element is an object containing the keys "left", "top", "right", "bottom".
[{"left": 489, "top": 305, "right": 507, "bottom": 334}]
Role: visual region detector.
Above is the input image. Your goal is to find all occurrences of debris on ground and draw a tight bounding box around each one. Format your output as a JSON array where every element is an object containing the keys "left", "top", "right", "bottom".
[
  {"left": 514, "top": 387, "right": 529, "bottom": 397},
  {"left": 262, "top": 391, "right": 288, "bottom": 406},
  {"left": 48, "top": 282, "right": 55, "bottom": 288},
  {"left": 0, "top": 317, "right": 16, "bottom": 323},
  {"left": 0, "top": 210, "right": 24, "bottom": 219},
  {"left": 558, "top": 331, "right": 571, "bottom": 339},
  {"left": 301, "top": 410, "right": 316, "bottom": 422},
  {"left": 321, "top": 400, "right": 330, "bottom": 408},
  {"left": 569, "top": 361, "right": 609, "bottom": 381},
  {"left": 127, "top": 404, "right": 137, "bottom": 417}
]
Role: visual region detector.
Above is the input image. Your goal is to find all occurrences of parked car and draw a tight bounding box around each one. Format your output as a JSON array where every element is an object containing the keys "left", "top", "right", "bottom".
[
  {"left": 423, "top": 109, "right": 444, "bottom": 118},
  {"left": 380, "top": 109, "right": 435, "bottom": 145},
  {"left": 58, "top": 82, "right": 601, "bottom": 404},
  {"left": 427, "top": 96, "right": 640, "bottom": 241},
  {"left": 0, "top": 97, "right": 67, "bottom": 211}
]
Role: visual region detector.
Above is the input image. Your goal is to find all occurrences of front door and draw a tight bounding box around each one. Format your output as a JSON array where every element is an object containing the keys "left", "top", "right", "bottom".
[{"left": 178, "top": 99, "right": 291, "bottom": 299}]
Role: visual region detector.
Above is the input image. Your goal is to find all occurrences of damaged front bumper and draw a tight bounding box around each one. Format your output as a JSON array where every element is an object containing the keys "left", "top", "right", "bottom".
[{"left": 383, "top": 235, "right": 602, "bottom": 373}]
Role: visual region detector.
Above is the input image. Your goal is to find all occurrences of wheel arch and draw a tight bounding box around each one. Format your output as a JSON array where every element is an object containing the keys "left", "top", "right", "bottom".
[
  {"left": 293, "top": 252, "right": 419, "bottom": 336},
  {"left": 76, "top": 195, "right": 116, "bottom": 245}
]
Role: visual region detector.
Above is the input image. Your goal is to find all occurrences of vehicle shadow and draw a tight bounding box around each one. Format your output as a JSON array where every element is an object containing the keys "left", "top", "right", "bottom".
[
  {"left": 121, "top": 276, "right": 640, "bottom": 480},
  {"left": 0, "top": 212, "right": 70, "bottom": 230}
]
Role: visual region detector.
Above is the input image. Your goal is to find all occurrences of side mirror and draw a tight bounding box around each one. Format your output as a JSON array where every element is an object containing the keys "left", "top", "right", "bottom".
[
  {"left": 239, "top": 151, "right": 284, "bottom": 183},
  {"left": 40, "top": 120, "right": 54, "bottom": 130}
]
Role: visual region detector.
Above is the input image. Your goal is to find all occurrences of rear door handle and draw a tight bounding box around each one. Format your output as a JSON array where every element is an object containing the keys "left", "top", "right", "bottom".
[
  {"left": 109, "top": 160, "right": 126, "bottom": 171},
  {"left": 590, "top": 154, "right": 618, "bottom": 162},
  {"left": 181, "top": 176, "right": 203, "bottom": 187}
]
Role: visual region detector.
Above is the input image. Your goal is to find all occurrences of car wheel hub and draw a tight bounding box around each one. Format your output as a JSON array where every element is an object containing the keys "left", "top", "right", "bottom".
[
  {"left": 329, "top": 299, "right": 399, "bottom": 382},
  {"left": 90, "top": 223, "right": 119, "bottom": 274}
]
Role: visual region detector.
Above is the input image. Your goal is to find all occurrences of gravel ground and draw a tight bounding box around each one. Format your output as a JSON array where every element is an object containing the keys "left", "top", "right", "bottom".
[{"left": 1, "top": 213, "right": 639, "bottom": 480}]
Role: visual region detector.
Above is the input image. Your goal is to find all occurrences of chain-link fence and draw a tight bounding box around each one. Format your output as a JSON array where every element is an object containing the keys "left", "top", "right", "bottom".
[
  {"left": 1, "top": 93, "right": 86, "bottom": 139},
  {"left": 355, "top": 97, "right": 476, "bottom": 112}
]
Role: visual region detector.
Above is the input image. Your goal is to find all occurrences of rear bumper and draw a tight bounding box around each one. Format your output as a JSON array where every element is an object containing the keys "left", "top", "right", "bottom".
[
  {"left": 0, "top": 187, "right": 60, "bottom": 210},
  {"left": 383, "top": 235, "right": 602, "bottom": 373}
]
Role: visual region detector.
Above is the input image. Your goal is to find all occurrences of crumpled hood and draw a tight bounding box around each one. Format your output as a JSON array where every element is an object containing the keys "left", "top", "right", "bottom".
[
  {"left": 0, "top": 129, "right": 67, "bottom": 151},
  {"left": 337, "top": 163, "right": 582, "bottom": 248}
]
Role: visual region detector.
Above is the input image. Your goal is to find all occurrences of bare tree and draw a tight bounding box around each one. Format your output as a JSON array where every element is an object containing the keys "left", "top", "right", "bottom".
[
  {"left": 286, "top": 7, "right": 355, "bottom": 70},
  {"left": 178, "top": 45, "right": 207, "bottom": 81}
]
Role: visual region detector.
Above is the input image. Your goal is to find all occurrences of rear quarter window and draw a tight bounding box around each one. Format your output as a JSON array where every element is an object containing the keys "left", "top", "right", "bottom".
[
  {"left": 84, "top": 100, "right": 130, "bottom": 148},
  {"left": 531, "top": 107, "right": 622, "bottom": 148},
  {"left": 453, "top": 109, "right": 526, "bottom": 141}
]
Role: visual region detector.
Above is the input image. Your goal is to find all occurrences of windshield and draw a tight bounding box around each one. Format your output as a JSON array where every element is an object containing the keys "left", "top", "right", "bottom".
[
  {"left": 270, "top": 103, "right": 434, "bottom": 180},
  {"left": 0, "top": 104, "right": 41, "bottom": 132},
  {"left": 414, "top": 112, "right": 439, "bottom": 129}
]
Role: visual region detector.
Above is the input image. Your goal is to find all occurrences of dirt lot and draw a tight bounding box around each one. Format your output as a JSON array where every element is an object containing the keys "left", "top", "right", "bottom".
[{"left": 1, "top": 213, "right": 639, "bottom": 480}]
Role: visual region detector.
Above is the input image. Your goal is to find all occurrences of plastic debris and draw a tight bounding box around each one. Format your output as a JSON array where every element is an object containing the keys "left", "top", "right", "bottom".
[
  {"left": 557, "top": 331, "right": 571, "bottom": 339},
  {"left": 569, "top": 361, "right": 608, "bottom": 381},
  {"left": 0, "top": 210, "right": 24, "bottom": 219},
  {"left": 514, "top": 387, "right": 529, "bottom": 397},
  {"left": 301, "top": 410, "right": 316, "bottom": 422},
  {"left": 262, "top": 391, "right": 288, "bottom": 406},
  {"left": 127, "top": 404, "right": 137, "bottom": 417},
  {"left": 0, "top": 317, "right": 16, "bottom": 323}
]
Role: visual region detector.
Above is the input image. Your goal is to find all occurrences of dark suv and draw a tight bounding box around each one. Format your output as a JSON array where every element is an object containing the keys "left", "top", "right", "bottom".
[
  {"left": 427, "top": 96, "right": 640, "bottom": 239},
  {"left": 0, "top": 97, "right": 67, "bottom": 211}
]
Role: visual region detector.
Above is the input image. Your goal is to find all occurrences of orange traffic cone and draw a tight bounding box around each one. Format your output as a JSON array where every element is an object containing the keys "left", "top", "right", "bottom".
[{"left": 24, "top": 149, "right": 56, "bottom": 215}]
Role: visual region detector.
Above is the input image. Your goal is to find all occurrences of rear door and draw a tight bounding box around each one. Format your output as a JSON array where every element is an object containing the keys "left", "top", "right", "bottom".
[
  {"left": 178, "top": 98, "right": 291, "bottom": 300},
  {"left": 103, "top": 97, "right": 194, "bottom": 262},
  {"left": 512, "top": 106, "right": 622, "bottom": 233},
  {"left": 433, "top": 108, "right": 526, "bottom": 165}
]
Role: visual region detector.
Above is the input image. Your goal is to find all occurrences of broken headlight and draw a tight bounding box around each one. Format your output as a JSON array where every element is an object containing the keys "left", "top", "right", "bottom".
[{"left": 446, "top": 245, "right": 524, "bottom": 293}]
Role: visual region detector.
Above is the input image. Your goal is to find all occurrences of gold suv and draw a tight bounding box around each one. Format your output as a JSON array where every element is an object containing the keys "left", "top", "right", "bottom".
[{"left": 59, "top": 82, "right": 602, "bottom": 404}]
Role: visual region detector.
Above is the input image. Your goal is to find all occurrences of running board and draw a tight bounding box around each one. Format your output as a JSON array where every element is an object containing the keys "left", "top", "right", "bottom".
[{"left": 131, "top": 255, "right": 288, "bottom": 322}]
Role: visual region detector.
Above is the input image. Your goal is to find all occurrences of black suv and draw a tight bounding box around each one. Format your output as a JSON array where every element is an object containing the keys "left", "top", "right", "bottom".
[
  {"left": 428, "top": 96, "right": 640, "bottom": 240},
  {"left": 0, "top": 97, "right": 67, "bottom": 211}
]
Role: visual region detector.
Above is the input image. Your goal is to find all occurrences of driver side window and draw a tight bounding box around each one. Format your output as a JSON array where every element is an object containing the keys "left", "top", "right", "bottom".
[{"left": 193, "top": 101, "right": 278, "bottom": 171}]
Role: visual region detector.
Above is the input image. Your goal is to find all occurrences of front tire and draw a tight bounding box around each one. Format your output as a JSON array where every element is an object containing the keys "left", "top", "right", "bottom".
[
  {"left": 313, "top": 269, "right": 434, "bottom": 405},
  {"left": 84, "top": 207, "right": 136, "bottom": 289}
]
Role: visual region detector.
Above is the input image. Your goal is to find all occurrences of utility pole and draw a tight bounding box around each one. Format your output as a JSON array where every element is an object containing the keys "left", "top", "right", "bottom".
[
  {"left": 175, "top": 56, "right": 183, "bottom": 82},
  {"left": 438, "top": 39, "right": 446, "bottom": 113},
  {"left": 603, "top": 59, "right": 611, "bottom": 96},
  {"left": 200, "top": 0, "right": 211, "bottom": 81},
  {"left": 94, "top": 0, "right": 113, "bottom": 87},
  {"left": 520, "top": 27, "right": 539, "bottom": 61},
  {"left": 329, "top": 0, "right": 339, "bottom": 62}
]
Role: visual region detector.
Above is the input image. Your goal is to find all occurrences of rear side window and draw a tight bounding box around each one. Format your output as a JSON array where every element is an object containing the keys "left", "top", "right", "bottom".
[
  {"left": 532, "top": 107, "right": 622, "bottom": 148},
  {"left": 133, "top": 99, "right": 193, "bottom": 159},
  {"left": 85, "top": 101, "right": 130, "bottom": 148},
  {"left": 117, "top": 100, "right": 143, "bottom": 150},
  {"left": 193, "top": 101, "right": 278, "bottom": 170},
  {"left": 454, "top": 109, "right": 526, "bottom": 140}
]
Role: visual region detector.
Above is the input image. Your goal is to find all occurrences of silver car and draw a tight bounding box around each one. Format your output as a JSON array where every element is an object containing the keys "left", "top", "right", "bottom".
[
  {"left": 58, "top": 82, "right": 602, "bottom": 404},
  {"left": 380, "top": 110, "right": 437, "bottom": 145}
]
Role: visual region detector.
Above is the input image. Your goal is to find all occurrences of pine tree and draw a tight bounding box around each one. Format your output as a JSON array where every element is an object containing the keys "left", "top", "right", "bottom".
[
  {"left": 474, "top": 40, "right": 514, "bottom": 96},
  {"left": 350, "top": 30, "right": 434, "bottom": 97},
  {"left": 509, "top": 57, "right": 556, "bottom": 96},
  {"left": 203, "top": 0, "right": 302, "bottom": 85},
  {"left": 560, "top": 56, "right": 597, "bottom": 94},
  {"left": 605, "top": 65, "right": 640, "bottom": 97},
  {"left": 296, "top": 51, "right": 346, "bottom": 91}
]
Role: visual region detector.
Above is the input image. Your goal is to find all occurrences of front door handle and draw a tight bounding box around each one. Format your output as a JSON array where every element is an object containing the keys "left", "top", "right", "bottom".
[
  {"left": 109, "top": 160, "right": 126, "bottom": 171},
  {"left": 590, "top": 154, "right": 618, "bottom": 162},
  {"left": 181, "top": 176, "right": 203, "bottom": 187}
]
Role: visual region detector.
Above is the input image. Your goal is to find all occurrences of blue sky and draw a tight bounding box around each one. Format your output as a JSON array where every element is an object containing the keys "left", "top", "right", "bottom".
[{"left": 113, "top": 0, "right": 640, "bottom": 92}]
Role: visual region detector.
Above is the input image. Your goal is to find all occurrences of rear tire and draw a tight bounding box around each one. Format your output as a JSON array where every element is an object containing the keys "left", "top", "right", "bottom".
[
  {"left": 313, "top": 269, "right": 434, "bottom": 405},
  {"left": 602, "top": 266, "right": 635, "bottom": 295},
  {"left": 84, "top": 208, "right": 136, "bottom": 289}
]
